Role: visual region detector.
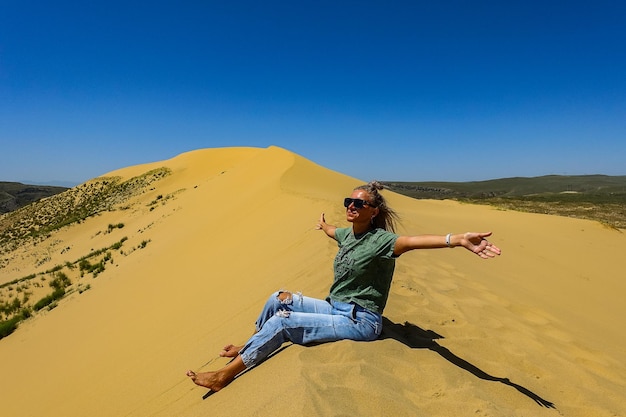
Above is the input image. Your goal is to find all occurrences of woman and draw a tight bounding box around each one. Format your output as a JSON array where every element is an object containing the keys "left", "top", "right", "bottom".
[{"left": 187, "top": 181, "right": 501, "bottom": 391}]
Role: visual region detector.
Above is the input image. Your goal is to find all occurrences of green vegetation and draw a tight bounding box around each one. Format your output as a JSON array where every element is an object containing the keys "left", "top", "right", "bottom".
[
  {"left": 107, "top": 223, "right": 125, "bottom": 233},
  {"left": 0, "top": 166, "right": 171, "bottom": 341},
  {"left": 0, "top": 294, "right": 25, "bottom": 317},
  {"left": 0, "top": 313, "right": 28, "bottom": 339},
  {"left": 33, "top": 288, "right": 65, "bottom": 311},
  {"left": 0, "top": 236, "right": 131, "bottom": 340},
  {"left": 111, "top": 236, "right": 129, "bottom": 250},
  {"left": 384, "top": 175, "right": 626, "bottom": 229},
  {"left": 0, "top": 270, "right": 72, "bottom": 339},
  {"left": 0, "top": 167, "right": 171, "bottom": 252},
  {"left": 79, "top": 256, "right": 109, "bottom": 277},
  {"left": 147, "top": 191, "right": 181, "bottom": 210},
  {"left": 148, "top": 195, "right": 164, "bottom": 206},
  {"left": 50, "top": 271, "right": 71, "bottom": 289}
]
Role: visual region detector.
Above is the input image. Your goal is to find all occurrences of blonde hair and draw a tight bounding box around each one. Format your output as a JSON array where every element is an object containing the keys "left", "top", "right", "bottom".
[{"left": 354, "top": 181, "right": 399, "bottom": 233}]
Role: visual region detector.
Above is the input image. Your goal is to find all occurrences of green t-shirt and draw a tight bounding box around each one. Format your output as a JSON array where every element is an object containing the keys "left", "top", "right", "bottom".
[{"left": 328, "top": 227, "right": 399, "bottom": 314}]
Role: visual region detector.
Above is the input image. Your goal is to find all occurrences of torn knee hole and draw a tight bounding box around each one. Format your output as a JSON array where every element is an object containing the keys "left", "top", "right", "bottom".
[{"left": 277, "top": 291, "right": 293, "bottom": 304}]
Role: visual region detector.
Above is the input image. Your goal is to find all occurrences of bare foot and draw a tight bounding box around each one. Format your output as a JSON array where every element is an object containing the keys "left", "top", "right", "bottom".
[
  {"left": 186, "top": 356, "right": 246, "bottom": 392},
  {"left": 219, "top": 344, "right": 242, "bottom": 358},
  {"left": 186, "top": 370, "right": 230, "bottom": 392}
]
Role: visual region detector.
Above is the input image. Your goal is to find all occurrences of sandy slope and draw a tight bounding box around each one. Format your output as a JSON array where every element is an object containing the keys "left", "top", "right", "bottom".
[{"left": 1, "top": 146, "right": 624, "bottom": 417}]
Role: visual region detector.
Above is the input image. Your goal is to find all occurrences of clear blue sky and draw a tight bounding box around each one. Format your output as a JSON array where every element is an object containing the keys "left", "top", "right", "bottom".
[{"left": 2, "top": 1, "right": 625, "bottom": 185}]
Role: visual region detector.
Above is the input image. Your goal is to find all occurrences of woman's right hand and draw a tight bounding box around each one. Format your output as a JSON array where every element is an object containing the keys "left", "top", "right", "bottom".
[{"left": 316, "top": 213, "right": 336, "bottom": 239}]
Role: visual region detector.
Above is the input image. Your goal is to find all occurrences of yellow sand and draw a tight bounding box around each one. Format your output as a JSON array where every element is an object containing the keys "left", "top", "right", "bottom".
[{"left": 1, "top": 146, "right": 624, "bottom": 416}]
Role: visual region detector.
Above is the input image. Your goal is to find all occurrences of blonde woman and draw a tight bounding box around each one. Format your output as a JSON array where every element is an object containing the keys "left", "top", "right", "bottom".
[{"left": 187, "top": 181, "right": 501, "bottom": 391}]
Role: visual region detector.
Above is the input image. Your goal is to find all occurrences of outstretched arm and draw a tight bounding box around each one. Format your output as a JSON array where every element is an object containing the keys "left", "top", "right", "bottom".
[
  {"left": 316, "top": 213, "right": 337, "bottom": 240},
  {"left": 394, "top": 232, "right": 501, "bottom": 259}
]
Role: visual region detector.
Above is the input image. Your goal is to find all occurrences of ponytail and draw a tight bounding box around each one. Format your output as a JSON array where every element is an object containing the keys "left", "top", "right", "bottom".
[{"left": 354, "top": 181, "right": 400, "bottom": 233}]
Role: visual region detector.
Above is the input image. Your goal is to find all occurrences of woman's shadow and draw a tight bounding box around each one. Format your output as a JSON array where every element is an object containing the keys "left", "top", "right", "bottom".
[{"left": 380, "top": 317, "right": 555, "bottom": 409}]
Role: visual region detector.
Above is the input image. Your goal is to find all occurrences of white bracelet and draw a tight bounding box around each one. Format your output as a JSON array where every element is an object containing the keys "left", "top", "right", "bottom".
[{"left": 445, "top": 233, "right": 452, "bottom": 247}]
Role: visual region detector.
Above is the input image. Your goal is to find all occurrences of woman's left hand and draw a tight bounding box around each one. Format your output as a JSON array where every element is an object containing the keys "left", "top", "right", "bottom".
[{"left": 462, "top": 232, "right": 501, "bottom": 258}]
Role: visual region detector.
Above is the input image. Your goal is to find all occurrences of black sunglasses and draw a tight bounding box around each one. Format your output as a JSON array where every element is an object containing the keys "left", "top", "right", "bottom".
[{"left": 344, "top": 198, "right": 376, "bottom": 209}]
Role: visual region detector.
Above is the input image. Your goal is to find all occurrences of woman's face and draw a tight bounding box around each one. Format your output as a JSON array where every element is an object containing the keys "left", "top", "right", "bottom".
[{"left": 345, "top": 190, "right": 378, "bottom": 225}]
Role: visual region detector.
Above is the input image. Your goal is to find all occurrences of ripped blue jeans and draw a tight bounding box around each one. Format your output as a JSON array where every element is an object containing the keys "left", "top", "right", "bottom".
[{"left": 238, "top": 291, "right": 383, "bottom": 368}]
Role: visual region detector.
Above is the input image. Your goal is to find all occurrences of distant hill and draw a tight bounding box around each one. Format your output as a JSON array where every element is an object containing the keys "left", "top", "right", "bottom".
[
  {"left": 384, "top": 175, "right": 626, "bottom": 229},
  {"left": 0, "top": 182, "right": 69, "bottom": 214},
  {"left": 383, "top": 175, "right": 626, "bottom": 199}
]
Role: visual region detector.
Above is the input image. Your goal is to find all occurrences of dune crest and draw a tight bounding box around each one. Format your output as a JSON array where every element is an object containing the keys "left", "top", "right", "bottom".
[{"left": 1, "top": 146, "right": 624, "bottom": 417}]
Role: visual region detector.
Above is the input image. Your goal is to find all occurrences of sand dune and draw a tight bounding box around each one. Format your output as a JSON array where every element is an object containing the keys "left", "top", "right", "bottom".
[{"left": 1, "top": 146, "right": 624, "bottom": 416}]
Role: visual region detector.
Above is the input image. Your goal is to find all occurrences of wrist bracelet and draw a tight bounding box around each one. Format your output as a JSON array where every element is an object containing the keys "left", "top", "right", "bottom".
[{"left": 445, "top": 233, "right": 452, "bottom": 247}]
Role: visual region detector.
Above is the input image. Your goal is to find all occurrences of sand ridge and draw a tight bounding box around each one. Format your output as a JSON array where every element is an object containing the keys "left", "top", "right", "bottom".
[{"left": 1, "top": 146, "right": 624, "bottom": 416}]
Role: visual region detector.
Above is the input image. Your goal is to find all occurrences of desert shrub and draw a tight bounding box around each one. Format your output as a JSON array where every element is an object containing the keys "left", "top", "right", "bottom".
[
  {"left": 46, "top": 264, "right": 64, "bottom": 273},
  {"left": 151, "top": 195, "right": 163, "bottom": 205},
  {"left": 90, "top": 261, "right": 105, "bottom": 277},
  {"left": 0, "top": 273, "right": 37, "bottom": 290},
  {"left": 0, "top": 316, "right": 20, "bottom": 339},
  {"left": 1, "top": 297, "right": 23, "bottom": 316},
  {"left": 0, "top": 301, "right": 12, "bottom": 316},
  {"left": 50, "top": 272, "right": 71, "bottom": 290},
  {"left": 79, "top": 259, "right": 92, "bottom": 272},
  {"left": 111, "top": 237, "right": 128, "bottom": 250},
  {"left": 78, "top": 259, "right": 105, "bottom": 276},
  {"left": 107, "top": 223, "right": 125, "bottom": 233},
  {"left": 78, "top": 284, "right": 91, "bottom": 294},
  {"left": 33, "top": 288, "right": 65, "bottom": 311},
  {"left": 0, "top": 307, "right": 33, "bottom": 339}
]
